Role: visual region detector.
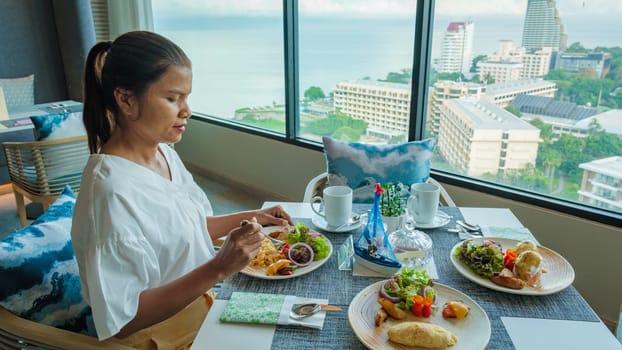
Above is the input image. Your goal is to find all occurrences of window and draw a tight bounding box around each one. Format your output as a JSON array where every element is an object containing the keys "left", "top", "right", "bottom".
[
  {"left": 151, "top": 0, "right": 622, "bottom": 222},
  {"left": 153, "top": 1, "right": 285, "bottom": 131}
]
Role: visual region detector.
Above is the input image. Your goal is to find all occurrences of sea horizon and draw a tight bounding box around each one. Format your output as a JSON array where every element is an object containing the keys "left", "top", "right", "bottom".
[{"left": 157, "top": 16, "right": 620, "bottom": 118}]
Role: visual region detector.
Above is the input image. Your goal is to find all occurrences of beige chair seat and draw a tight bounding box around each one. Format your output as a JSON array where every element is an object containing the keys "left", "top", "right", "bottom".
[{"left": 0, "top": 306, "right": 135, "bottom": 350}]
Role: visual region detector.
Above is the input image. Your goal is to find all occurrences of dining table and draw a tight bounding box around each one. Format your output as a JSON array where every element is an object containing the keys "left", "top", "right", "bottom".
[{"left": 192, "top": 202, "right": 621, "bottom": 350}]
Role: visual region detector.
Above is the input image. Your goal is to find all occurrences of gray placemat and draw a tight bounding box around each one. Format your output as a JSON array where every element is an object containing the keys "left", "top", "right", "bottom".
[{"left": 216, "top": 207, "right": 599, "bottom": 350}]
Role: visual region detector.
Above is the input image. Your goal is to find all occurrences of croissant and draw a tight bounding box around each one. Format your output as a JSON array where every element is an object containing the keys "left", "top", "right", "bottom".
[{"left": 387, "top": 321, "right": 458, "bottom": 348}]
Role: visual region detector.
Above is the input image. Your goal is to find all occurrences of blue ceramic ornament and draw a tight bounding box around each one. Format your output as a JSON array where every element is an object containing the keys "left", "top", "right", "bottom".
[{"left": 354, "top": 183, "right": 401, "bottom": 275}]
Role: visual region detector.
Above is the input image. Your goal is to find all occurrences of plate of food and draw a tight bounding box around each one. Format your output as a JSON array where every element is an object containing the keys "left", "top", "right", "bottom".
[
  {"left": 450, "top": 237, "right": 575, "bottom": 295},
  {"left": 348, "top": 268, "right": 490, "bottom": 350},
  {"left": 241, "top": 222, "right": 333, "bottom": 280}
]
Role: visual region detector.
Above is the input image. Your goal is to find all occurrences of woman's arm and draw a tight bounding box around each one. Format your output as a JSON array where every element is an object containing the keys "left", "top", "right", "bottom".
[
  {"left": 206, "top": 205, "right": 293, "bottom": 240},
  {"left": 116, "top": 221, "right": 263, "bottom": 338}
]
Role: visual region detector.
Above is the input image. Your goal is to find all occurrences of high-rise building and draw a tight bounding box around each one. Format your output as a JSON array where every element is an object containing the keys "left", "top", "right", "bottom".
[
  {"left": 477, "top": 41, "right": 552, "bottom": 83},
  {"left": 521, "top": 0, "right": 567, "bottom": 52},
  {"left": 578, "top": 156, "right": 622, "bottom": 212},
  {"left": 437, "top": 21, "right": 474, "bottom": 75},
  {"left": 333, "top": 80, "right": 410, "bottom": 139},
  {"left": 437, "top": 98, "right": 540, "bottom": 176}
]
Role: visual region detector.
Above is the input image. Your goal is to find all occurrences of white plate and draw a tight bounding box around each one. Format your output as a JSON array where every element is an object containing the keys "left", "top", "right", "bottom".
[
  {"left": 312, "top": 215, "right": 363, "bottom": 233},
  {"left": 411, "top": 211, "right": 451, "bottom": 229},
  {"left": 348, "top": 281, "right": 491, "bottom": 350},
  {"left": 450, "top": 237, "right": 575, "bottom": 295},
  {"left": 241, "top": 228, "right": 333, "bottom": 280}
]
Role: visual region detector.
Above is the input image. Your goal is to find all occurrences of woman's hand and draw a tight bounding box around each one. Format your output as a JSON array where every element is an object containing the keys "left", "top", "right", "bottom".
[
  {"left": 213, "top": 218, "right": 263, "bottom": 277},
  {"left": 252, "top": 205, "right": 293, "bottom": 227}
]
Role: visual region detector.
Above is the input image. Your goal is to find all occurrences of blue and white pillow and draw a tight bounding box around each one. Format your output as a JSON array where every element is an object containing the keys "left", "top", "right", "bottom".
[
  {"left": 0, "top": 185, "right": 95, "bottom": 336},
  {"left": 323, "top": 136, "right": 437, "bottom": 202},
  {"left": 30, "top": 111, "right": 85, "bottom": 141}
]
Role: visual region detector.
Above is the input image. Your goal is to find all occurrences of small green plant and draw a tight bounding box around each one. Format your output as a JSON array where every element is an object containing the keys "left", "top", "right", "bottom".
[{"left": 379, "top": 182, "right": 408, "bottom": 217}]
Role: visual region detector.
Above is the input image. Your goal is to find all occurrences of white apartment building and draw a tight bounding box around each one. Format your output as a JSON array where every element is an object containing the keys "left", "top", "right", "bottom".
[
  {"left": 481, "top": 79, "right": 557, "bottom": 107},
  {"left": 427, "top": 80, "right": 485, "bottom": 136},
  {"left": 478, "top": 41, "right": 552, "bottom": 83},
  {"left": 578, "top": 156, "right": 622, "bottom": 212},
  {"left": 437, "top": 21, "right": 474, "bottom": 75},
  {"left": 437, "top": 98, "right": 540, "bottom": 176},
  {"left": 521, "top": 47, "right": 553, "bottom": 79},
  {"left": 478, "top": 61, "right": 523, "bottom": 84},
  {"left": 333, "top": 80, "right": 410, "bottom": 139}
]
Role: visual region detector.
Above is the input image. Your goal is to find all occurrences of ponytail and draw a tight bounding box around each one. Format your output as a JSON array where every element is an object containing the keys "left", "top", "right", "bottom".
[{"left": 83, "top": 41, "right": 114, "bottom": 154}]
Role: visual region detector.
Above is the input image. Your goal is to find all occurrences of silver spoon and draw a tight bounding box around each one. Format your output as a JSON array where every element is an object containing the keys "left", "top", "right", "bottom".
[
  {"left": 289, "top": 303, "right": 341, "bottom": 320},
  {"left": 456, "top": 220, "right": 482, "bottom": 232},
  {"left": 335, "top": 213, "right": 367, "bottom": 230}
]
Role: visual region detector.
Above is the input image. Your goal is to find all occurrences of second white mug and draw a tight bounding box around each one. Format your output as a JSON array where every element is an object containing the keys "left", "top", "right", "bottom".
[
  {"left": 407, "top": 183, "right": 440, "bottom": 224},
  {"left": 311, "top": 186, "right": 353, "bottom": 227}
]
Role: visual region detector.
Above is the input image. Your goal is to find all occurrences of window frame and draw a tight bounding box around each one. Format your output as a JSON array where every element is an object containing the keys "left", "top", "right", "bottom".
[{"left": 187, "top": 0, "right": 622, "bottom": 227}]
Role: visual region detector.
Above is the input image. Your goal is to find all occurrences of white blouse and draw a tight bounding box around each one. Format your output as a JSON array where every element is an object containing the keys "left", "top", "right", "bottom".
[{"left": 71, "top": 145, "right": 215, "bottom": 340}]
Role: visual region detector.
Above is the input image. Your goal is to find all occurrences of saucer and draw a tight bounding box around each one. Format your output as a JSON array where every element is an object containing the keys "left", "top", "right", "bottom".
[
  {"left": 412, "top": 211, "right": 451, "bottom": 229},
  {"left": 311, "top": 215, "right": 363, "bottom": 233}
]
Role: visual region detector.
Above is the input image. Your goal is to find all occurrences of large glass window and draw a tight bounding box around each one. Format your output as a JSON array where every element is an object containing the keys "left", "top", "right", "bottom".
[
  {"left": 153, "top": 1, "right": 285, "bottom": 131},
  {"left": 152, "top": 0, "right": 622, "bottom": 219},
  {"left": 430, "top": 0, "right": 622, "bottom": 215},
  {"left": 298, "top": 2, "right": 416, "bottom": 143}
]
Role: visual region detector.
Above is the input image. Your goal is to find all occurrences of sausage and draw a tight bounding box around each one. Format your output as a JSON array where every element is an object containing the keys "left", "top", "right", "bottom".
[
  {"left": 378, "top": 297, "right": 407, "bottom": 320},
  {"left": 374, "top": 307, "right": 389, "bottom": 326},
  {"left": 490, "top": 268, "right": 525, "bottom": 289}
]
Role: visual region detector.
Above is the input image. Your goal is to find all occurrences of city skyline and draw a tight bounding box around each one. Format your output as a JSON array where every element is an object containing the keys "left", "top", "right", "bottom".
[{"left": 153, "top": 0, "right": 622, "bottom": 19}]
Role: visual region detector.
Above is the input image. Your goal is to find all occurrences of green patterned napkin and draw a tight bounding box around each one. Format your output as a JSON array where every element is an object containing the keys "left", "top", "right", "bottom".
[{"left": 219, "top": 292, "right": 287, "bottom": 325}]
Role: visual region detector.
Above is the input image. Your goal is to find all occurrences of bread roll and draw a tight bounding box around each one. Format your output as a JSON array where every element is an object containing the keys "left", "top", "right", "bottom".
[{"left": 387, "top": 321, "right": 458, "bottom": 348}]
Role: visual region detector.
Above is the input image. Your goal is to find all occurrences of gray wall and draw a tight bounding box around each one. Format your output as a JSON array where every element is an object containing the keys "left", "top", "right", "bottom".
[
  {"left": 0, "top": 0, "right": 95, "bottom": 104},
  {"left": 177, "top": 119, "right": 622, "bottom": 328}
]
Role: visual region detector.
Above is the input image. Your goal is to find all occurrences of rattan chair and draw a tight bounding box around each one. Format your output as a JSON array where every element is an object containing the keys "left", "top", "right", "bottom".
[
  {"left": 303, "top": 172, "right": 456, "bottom": 207},
  {"left": 0, "top": 306, "right": 137, "bottom": 350},
  {"left": 2, "top": 135, "right": 89, "bottom": 226}
]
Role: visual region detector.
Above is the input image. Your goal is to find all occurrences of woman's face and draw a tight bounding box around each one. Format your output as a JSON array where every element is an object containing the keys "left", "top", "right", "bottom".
[{"left": 131, "top": 65, "right": 193, "bottom": 145}]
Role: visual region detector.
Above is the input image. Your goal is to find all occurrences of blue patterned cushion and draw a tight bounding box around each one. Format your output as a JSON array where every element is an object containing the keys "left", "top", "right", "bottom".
[
  {"left": 0, "top": 75, "right": 34, "bottom": 108},
  {"left": 322, "top": 136, "right": 437, "bottom": 202},
  {"left": 0, "top": 185, "right": 95, "bottom": 336},
  {"left": 30, "top": 111, "right": 85, "bottom": 141}
]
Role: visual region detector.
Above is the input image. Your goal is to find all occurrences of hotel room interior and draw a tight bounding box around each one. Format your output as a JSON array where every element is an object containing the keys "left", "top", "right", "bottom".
[{"left": 0, "top": 0, "right": 621, "bottom": 347}]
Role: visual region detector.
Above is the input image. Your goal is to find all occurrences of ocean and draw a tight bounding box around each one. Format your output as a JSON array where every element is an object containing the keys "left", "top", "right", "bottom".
[{"left": 156, "top": 16, "right": 620, "bottom": 119}]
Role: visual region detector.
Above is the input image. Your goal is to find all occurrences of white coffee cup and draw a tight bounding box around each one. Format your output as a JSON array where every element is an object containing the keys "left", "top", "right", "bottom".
[
  {"left": 407, "top": 183, "right": 440, "bottom": 224},
  {"left": 311, "top": 186, "right": 353, "bottom": 227}
]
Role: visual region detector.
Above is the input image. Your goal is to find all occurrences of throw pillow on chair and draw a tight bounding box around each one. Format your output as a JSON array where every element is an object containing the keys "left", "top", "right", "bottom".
[
  {"left": 0, "top": 185, "right": 96, "bottom": 336},
  {"left": 322, "top": 136, "right": 437, "bottom": 202}
]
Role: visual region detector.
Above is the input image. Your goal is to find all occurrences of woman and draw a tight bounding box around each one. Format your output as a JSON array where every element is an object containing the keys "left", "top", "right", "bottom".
[{"left": 71, "top": 31, "right": 293, "bottom": 348}]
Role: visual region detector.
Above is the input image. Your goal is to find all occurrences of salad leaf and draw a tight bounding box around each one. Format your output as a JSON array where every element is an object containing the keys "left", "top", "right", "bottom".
[
  {"left": 456, "top": 240, "right": 504, "bottom": 278},
  {"left": 381, "top": 267, "right": 434, "bottom": 310},
  {"left": 288, "top": 222, "right": 330, "bottom": 260}
]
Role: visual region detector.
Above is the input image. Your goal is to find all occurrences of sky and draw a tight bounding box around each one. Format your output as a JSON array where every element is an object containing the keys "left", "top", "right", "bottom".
[{"left": 153, "top": 0, "right": 622, "bottom": 19}]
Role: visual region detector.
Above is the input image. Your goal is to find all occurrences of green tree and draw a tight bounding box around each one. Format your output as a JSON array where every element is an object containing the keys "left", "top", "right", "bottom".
[
  {"left": 304, "top": 86, "right": 325, "bottom": 101},
  {"left": 536, "top": 144, "right": 563, "bottom": 190},
  {"left": 551, "top": 134, "right": 587, "bottom": 177},
  {"left": 529, "top": 118, "right": 553, "bottom": 142},
  {"left": 481, "top": 73, "right": 495, "bottom": 84},
  {"left": 566, "top": 42, "right": 588, "bottom": 53},
  {"left": 505, "top": 105, "right": 522, "bottom": 117},
  {"left": 381, "top": 68, "right": 411, "bottom": 84},
  {"left": 545, "top": 68, "right": 568, "bottom": 81},
  {"left": 470, "top": 55, "right": 486, "bottom": 73}
]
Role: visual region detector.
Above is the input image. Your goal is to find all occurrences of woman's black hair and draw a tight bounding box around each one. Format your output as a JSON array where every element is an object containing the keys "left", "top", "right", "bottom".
[{"left": 82, "top": 31, "right": 191, "bottom": 154}]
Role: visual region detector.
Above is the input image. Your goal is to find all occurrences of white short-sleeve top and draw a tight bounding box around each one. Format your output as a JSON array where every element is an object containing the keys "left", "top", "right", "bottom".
[{"left": 71, "top": 144, "right": 215, "bottom": 340}]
